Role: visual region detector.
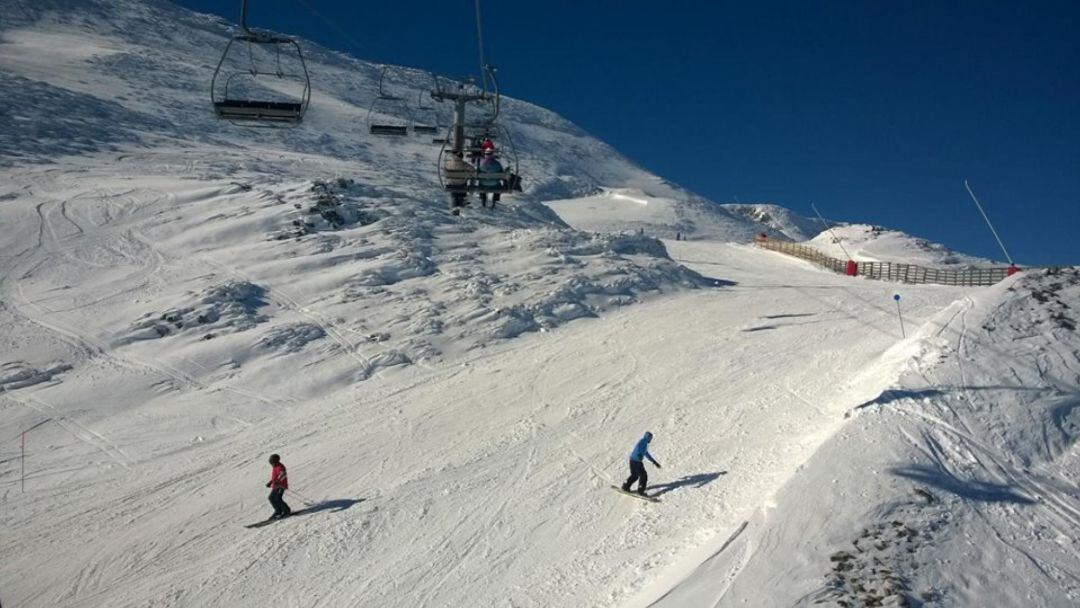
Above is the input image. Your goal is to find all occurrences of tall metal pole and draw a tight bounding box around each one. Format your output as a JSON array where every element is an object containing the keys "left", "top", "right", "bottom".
[
  {"left": 433, "top": 87, "right": 489, "bottom": 155},
  {"left": 240, "top": 0, "right": 250, "bottom": 33},
  {"left": 811, "top": 202, "right": 853, "bottom": 260},
  {"left": 453, "top": 98, "right": 467, "bottom": 155},
  {"left": 964, "top": 180, "right": 1014, "bottom": 265}
]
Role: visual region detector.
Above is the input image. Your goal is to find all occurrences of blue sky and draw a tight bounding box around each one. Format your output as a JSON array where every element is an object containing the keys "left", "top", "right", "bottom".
[{"left": 179, "top": 1, "right": 1079, "bottom": 265}]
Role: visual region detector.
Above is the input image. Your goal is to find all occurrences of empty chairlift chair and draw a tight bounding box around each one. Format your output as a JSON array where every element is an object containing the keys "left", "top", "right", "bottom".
[
  {"left": 367, "top": 66, "right": 410, "bottom": 136},
  {"left": 412, "top": 91, "right": 441, "bottom": 136},
  {"left": 211, "top": 1, "right": 311, "bottom": 126}
]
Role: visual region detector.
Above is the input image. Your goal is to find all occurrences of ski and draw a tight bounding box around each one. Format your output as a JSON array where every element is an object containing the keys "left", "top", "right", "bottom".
[
  {"left": 244, "top": 508, "right": 309, "bottom": 528},
  {"left": 244, "top": 518, "right": 278, "bottom": 529}
]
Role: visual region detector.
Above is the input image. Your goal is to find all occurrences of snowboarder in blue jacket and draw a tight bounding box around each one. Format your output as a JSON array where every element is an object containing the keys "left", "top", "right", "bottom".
[{"left": 622, "top": 431, "right": 661, "bottom": 495}]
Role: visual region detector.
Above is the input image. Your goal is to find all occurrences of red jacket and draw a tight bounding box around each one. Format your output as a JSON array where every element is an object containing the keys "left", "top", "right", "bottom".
[{"left": 269, "top": 463, "right": 288, "bottom": 489}]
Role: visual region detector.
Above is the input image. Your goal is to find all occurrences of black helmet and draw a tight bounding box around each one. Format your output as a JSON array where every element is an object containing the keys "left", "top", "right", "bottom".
[{"left": 268, "top": 454, "right": 281, "bottom": 464}]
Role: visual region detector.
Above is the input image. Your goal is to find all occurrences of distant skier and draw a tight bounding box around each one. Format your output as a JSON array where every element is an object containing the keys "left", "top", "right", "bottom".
[
  {"left": 622, "top": 431, "right": 661, "bottom": 495},
  {"left": 478, "top": 147, "right": 504, "bottom": 208},
  {"left": 266, "top": 454, "right": 292, "bottom": 519}
]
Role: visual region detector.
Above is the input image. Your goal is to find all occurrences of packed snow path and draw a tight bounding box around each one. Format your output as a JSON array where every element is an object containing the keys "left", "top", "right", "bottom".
[{"left": 2, "top": 231, "right": 972, "bottom": 607}]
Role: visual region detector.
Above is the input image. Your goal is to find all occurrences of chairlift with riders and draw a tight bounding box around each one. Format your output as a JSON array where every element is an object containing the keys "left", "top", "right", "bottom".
[{"left": 433, "top": 0, "right": 523, "bottom": 215}]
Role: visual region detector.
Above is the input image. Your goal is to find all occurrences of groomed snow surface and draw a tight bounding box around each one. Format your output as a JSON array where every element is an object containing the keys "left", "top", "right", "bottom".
[{"left": 2, "top": 1, "right": 1079, "bottom": 607}]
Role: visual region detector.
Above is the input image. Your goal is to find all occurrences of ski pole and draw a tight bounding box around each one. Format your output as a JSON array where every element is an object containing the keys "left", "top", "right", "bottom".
[{"left": 287, "top": 489, "right": 317, "bottom": 507}]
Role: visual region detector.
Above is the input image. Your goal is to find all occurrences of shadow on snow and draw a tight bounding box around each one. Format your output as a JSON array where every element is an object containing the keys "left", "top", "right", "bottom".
[
  {"left": 890, "top": 466, "right": 1034, "bottom": 504},
  {"left": 649, "top": 471, "right": 727, "bottom": 497},
  {"left": 293, "top": 498, "right": 366, "bottom": 516}
]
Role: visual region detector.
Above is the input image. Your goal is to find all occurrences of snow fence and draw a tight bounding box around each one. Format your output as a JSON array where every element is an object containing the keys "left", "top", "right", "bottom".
[{"left": 754, "top": 234, "right": 1016, "bottom": 286}]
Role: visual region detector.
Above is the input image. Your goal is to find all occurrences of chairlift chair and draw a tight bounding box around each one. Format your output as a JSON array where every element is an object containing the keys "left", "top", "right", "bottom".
[
  {"left": 437, "top": 122, "right": 521, "bottom": 197},
  {"left": 432, "top": 1, "right": 523, "bottom": 212},
  {"left": 366, "top": 66, "right": 410, "bottom": 136},
  {"left": 411, "top": 90, "right": 442, "bottom": 136},
  {"left": 211, "top": 0, "right": 311, "bottom": 126}
]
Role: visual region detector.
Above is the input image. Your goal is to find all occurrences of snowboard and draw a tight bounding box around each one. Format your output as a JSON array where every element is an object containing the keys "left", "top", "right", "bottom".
[
  {"left": 244, "top": 508, "right": 309, "bottom": 528},
  {"left": 611, "top": 485, "right": 660, "bottom": 503}
]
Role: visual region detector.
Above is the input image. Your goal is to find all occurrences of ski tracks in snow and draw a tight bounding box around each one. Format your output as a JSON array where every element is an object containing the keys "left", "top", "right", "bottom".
[
  {"left": 1, "top": 188, "right": 295, "bottom": 473},
  {"left": 886, "top": 293, "right": 1080, "bottom": 596},
  {"left": 1, "top": 392, "right": 132, "bottom": 468},
  {"left": 196, "top": 257, "right": 377, "bottom": 380}
]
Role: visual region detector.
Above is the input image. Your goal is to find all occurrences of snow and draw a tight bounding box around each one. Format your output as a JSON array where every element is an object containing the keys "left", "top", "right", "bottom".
[
  {"left": 1, "top": 2, "right": 1077, "bottom": 607},
  {"left": 640, "top": 268, "right": 1080, "bottom": 607},
  {"left": 807, "top": 223, "right": 1004, "bottom": 268},
  {"left": 545, "top": 190, "right": 825, "bottom": 242},
  {"left": 721, "top": 202, "right": 827, "bottom": 242}
]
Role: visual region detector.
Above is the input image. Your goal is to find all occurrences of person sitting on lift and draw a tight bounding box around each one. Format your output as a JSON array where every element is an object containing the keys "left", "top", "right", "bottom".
[
  {"left": 478, "top": 147, "right": 504, "bottom": 208},
  {"left": 443, "top": 150, "right": 472, "bottom": 213}
]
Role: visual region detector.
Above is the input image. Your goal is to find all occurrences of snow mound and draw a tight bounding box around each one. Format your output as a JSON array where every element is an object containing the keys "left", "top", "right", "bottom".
[
  {"left": 814, "top": 515, "right": 934, "bottom": 607},
  {"left": 0, "top": 360, "right": 72, "bottom": 391},
  {"left": 326, "top": 223, "right": 710, "bottom": 356},
  {"left": 544, "top": 189, "right": 732, "bottom": 241},
  {"left": 255, "top": 323, "right": 326, "bottom": 354},
  {"left": 808, "top": 224, "right": 1001, "bottom": 267},
  {"left": 271, "top": 179, "right": 383, "bottom": 240},
  {"left": 115, "top": 281, "right": 270, "bottom": 345}
]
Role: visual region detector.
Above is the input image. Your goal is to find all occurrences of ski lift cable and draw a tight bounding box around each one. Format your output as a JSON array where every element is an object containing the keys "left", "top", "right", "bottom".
[
  {"left": 295, "top": 0, "right": 369, "bottom": 60},
  {"left": 475, "top": 0, "right": 488, "bottom": 93},
  {"left": 376, "top": 65, "right": 407, "bottom": 100}
]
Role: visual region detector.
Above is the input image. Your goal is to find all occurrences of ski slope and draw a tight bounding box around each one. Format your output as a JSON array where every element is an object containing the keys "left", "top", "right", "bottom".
[
  {"left": 646, "top": 267, "right": 1080, "bottom": 607},
  {"left": 2, "top": 225, "right": 974, "bottom": 607},
  {"left": 2, "top": 1, "right": 1078, "bottom": 607}
]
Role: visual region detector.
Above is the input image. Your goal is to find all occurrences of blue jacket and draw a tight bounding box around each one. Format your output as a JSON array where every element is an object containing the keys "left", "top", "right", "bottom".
[
  {"left": 478, "top": 156, "right": 504, "bottom": 187},
  {"left": 629, "top": 432, "right": 659, "bottom": 465}
]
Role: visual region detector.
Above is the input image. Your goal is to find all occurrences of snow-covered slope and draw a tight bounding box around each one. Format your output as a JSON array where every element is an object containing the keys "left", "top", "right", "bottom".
[
  {"left": 0, "top": 0, "right": 725, "bottom": 371},
  {"left": 0, "top": 0, "right": 733, "bottom": 211},
  {"left": 807, "top": 224, "right": 1002, "bottom": 268},
  {"left": 649, "top": 268, "right": 1080, "bottom": 607},
  {"left": 545, "top": 192, "right": 825, "bottom": 242},
  {"left": 2, "top": 2, "right": 1077, "bottom": 608},
  {"left": 721, "top": 203, "right": 827, "bottom": 242}
]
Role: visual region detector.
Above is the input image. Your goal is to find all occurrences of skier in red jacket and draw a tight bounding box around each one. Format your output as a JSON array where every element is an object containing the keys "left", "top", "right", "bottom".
[{"left": 266, "top": 454, "right": 292, "bottom": 519}]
